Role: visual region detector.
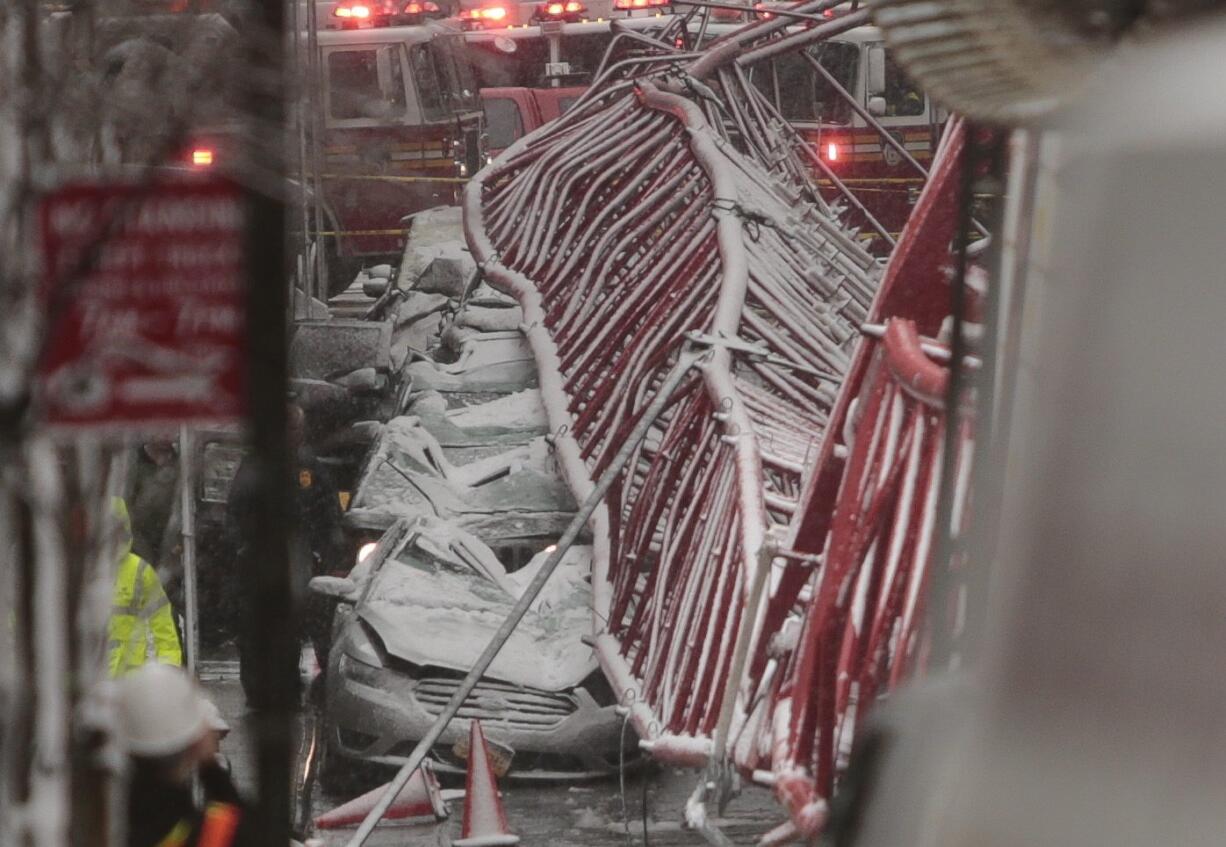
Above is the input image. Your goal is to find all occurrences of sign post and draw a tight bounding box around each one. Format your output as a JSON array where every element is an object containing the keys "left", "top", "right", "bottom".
[{"left": 179, "top": 425, "right": 199, "bottom": 675}]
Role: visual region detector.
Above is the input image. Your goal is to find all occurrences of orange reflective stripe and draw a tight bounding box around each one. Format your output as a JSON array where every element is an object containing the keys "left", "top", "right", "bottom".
[{"left": 198, "top": 803, "right": 241, "bottom": 847}]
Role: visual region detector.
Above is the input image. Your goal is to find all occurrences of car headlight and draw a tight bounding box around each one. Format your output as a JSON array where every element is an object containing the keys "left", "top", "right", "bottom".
[{"left": 341, "top": 620, "right": 386, "bottom": 671}]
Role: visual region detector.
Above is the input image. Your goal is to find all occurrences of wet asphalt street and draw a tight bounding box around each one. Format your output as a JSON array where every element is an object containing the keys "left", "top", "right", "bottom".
[{"left": 204, "top": 672, "right": 784, "bottom": 846}]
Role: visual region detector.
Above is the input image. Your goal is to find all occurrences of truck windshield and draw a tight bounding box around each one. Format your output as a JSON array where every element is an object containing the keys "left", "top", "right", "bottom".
[
  {"left": 558, "top": 33, "right": 614, "bottom": 83},
  {"left": 484, "top": 96, "right": 525, "bottom": 150},
  {"left": 756, "top": 41, "right": 859, "bottom": 125},
  {"left": 411, "top": 38, "right": 481, "bottom": 121},
  {"left": 468, "top": 37, "right": 548, "bottom": 88},
  {"left": 327, "top": 46, "right": 408, "bottom": 121}
]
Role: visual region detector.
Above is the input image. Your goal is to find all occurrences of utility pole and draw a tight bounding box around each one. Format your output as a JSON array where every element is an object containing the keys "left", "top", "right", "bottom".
[{"left": 241, "top": 1, "right": 293, "bottom": 845}]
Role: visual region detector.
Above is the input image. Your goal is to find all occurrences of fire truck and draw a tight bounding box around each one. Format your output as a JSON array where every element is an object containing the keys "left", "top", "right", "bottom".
[
  {"left": 304, "top": 19, "right": 485, "bottom": 287},
  {"left": 461, "top": 8, "right": 941, "bottom": 249}
]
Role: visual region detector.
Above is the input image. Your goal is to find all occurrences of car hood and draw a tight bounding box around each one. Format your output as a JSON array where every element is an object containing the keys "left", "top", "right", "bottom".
[{"left": 358, "top": 544, "right": 596, "bottom": 692}]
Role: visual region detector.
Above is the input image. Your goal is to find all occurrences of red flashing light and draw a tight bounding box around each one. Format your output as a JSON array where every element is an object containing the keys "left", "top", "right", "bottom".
[
  {"left": 564, "top": 0, "right": 583, "bottom": 10},
  {"left": 754, "top": 2, "right": 773, "bottom": 19},
  {"left": 826, "top": 142, "right": 840, "bottom": 162},
  {"left": 404, "top": 0, "right": 441, "bottom": 11},
  {"left": 191, "top": 148, "right": 215, "bottom": 167},
  {"left": 823, "top": 7, "right": 835, "bottom": 16},
  {"left": 333, "top": 3, "right": 372, "bottom": 17}
]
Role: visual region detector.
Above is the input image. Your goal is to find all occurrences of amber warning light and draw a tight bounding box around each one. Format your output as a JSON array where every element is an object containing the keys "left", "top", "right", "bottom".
[
  {"left": 539, "top": 0, "right": 583, "bottom": 16},
  {"left": 334, "top": 3, "right": 372, "bottom": 17}
]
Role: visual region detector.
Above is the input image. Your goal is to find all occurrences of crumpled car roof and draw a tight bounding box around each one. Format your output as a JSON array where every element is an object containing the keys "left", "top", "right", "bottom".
[
  {"left": 357, "top": 516, "right": 595, "bottom": 691},
  {"left": 345, "top": 416, "right": 576, "bottom": 533}
]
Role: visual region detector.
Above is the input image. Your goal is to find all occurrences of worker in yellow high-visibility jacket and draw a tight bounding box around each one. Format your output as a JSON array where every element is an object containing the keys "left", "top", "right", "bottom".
[{"left": 109, "top": 497, "right": 182, "bottom": 677}]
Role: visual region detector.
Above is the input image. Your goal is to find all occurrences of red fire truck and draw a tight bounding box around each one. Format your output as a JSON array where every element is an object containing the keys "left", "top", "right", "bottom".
[{"left": 306, "top": 21, "right": 484, "bottom": 286}]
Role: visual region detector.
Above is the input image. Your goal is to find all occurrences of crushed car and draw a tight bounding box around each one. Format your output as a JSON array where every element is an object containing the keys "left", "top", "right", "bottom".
[
  {"left": 310, "top": 516, "right": 633, "bottom": 785},
  {"left": 343, "top": 409, "right": 575, "bottom": 563}
]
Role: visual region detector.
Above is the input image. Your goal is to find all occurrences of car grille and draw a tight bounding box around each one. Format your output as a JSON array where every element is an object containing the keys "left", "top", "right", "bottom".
[{"left": 414, "top": 676, "right": 576, "bottom": 730}]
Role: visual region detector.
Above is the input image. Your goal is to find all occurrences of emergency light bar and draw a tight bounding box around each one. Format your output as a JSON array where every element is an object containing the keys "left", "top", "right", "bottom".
[
  {"left": 458, "top": 5, "right": 508, "bottom": 27},
  {"left": 403, "top": 0, "right": 442, "bottom": 12},
  {"left": 613, "top": 0, "right": 669, "bottom": 10},
  {"left": 333, "top": 2, "right": 372, "bottom": 17},
  {"left": 536, "top": 0, "right": 585, "bottom": 20}
]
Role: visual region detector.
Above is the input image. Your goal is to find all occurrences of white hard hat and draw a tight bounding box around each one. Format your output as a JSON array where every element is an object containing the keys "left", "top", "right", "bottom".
[{"left": 116, "top": 664, "right": 210, "bottom": 757}]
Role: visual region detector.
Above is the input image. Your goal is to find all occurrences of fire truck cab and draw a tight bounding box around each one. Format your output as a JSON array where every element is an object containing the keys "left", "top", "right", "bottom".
[{"left": 311, "top": 22, "right": 484, "bottom": 285}]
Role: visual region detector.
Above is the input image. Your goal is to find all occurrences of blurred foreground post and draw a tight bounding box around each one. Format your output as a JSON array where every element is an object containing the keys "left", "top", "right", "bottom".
[
  {"left": 241, "top": 0, "right": 293, "bottom": 844},
  {"left": 179, "top": 426, "right": 199, "bottom": 674}
]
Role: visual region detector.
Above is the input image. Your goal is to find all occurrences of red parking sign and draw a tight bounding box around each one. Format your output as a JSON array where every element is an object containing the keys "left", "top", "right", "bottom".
[{"left": 38, "top": 180, "right": 246, "bottom": 430}]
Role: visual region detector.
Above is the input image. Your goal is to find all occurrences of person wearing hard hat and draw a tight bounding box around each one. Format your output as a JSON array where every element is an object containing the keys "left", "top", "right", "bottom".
[
  {"left": 109, "top": 496, "right": 183, "bottom": 677},
  {"left": 118, "top": 664, "right": 255, "bottom": 847}
]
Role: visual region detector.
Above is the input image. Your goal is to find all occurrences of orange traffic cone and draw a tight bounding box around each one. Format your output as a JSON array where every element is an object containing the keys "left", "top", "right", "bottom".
[
  {"left": 453, "top": 721, "right": 519, "bottom": 846},
  {"left": 314, "top": 760, "right": 448, "bottom": 829}
]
